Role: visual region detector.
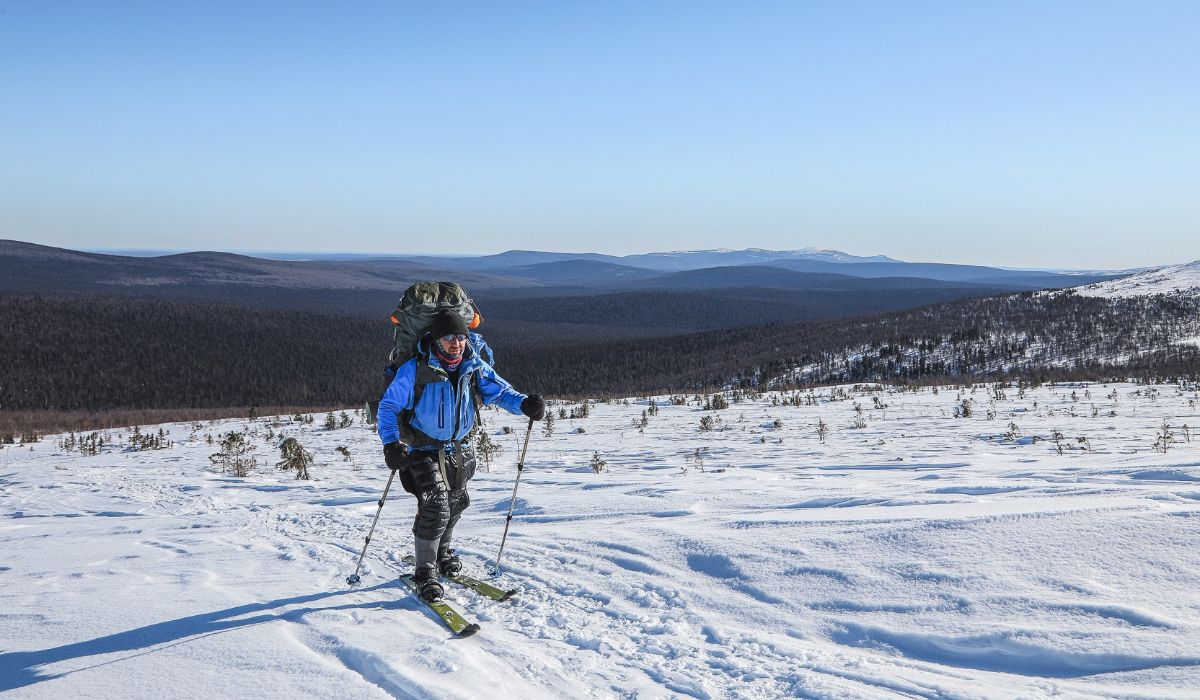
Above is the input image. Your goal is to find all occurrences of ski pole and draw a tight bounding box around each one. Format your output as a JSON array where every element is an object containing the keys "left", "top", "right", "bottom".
[
  {"left": 492, "top": 417, "right": 535, "bottom": 574},
  {"left": 346, "top": 469, "right": 397, "bottom": 585}
]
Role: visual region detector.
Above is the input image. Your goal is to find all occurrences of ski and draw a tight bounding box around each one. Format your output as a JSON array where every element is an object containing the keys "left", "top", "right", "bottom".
[
  {"left": 399, "top": 574, "right": 481, "bottom": 637},
  {"left": 402, "top": 554, "right": 519, "bottom": 602}
]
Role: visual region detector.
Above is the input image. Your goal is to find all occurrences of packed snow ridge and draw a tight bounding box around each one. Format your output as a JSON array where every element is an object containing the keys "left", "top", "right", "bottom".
[
  {"left": 1071, "top": 260, "right": 1200, "bottom": 299},
  {"left": 2, "top": 383, "right": 1199, "bottom": 698}
]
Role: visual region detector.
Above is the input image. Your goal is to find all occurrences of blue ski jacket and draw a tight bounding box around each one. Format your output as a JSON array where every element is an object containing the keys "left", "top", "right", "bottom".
[{"left": 377, "top": 336, "right": 526, "bottom": 449}]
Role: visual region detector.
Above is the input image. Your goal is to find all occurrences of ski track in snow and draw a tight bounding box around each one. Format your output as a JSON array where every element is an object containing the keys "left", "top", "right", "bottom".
[{"left": 2, "top": 382, "right": 1200, "bottom": 698}]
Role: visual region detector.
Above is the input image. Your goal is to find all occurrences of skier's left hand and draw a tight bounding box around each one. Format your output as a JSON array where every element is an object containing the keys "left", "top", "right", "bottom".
[{"left": 521, "top": 394, "right": 546, "bottom": 421}]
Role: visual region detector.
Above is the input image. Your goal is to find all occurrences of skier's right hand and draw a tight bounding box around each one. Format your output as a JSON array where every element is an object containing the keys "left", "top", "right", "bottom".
[{"left": 383, "top": 441, "right": 409, "bottom": 470}]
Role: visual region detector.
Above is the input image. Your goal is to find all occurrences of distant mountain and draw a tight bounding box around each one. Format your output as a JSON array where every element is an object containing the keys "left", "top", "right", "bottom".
[
  {"left": 617, "top": 247, "right": 896, "bottom": 271},
  {"left": 397, "top": 250, "right": 623, "bottom": 271},
  {"left": 1069, "top": 260, "right": 1200, "bottom": 299},
  {"left": 486, "top": 259, "right": 662, "bottom": 285},
  {"left": 343, "top": 247, "right": 1125, "bottom": 286},
  {"left": 61, "top": 241, "right": 1143, "bottom": 285},
  {"left": 630, "top": 265, "right": 1009, "bottom": 292},
  {"left": 754, "top": 258, "right": 1120, "bottom": 287},
  {"left": 366, "top": 247, "right": 893, "bottom": 273},
  {"left": 0, "top": 240, "right": 532, "bottom": 295}
]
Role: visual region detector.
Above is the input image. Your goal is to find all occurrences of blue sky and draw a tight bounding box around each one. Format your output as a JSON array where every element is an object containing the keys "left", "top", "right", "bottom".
[{"left": 1, "top": 1, "right": 1196, "bottom": 268}]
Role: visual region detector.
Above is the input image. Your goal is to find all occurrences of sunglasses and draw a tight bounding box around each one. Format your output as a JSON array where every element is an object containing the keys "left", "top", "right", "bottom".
[{"left": 440, "top": 333, "right": 468, "bottom": 343}]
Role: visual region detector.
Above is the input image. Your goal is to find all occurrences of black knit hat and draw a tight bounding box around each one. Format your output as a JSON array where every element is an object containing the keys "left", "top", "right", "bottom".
[{"left": 429, "top": 310, "right": 470, "bottom": 339}]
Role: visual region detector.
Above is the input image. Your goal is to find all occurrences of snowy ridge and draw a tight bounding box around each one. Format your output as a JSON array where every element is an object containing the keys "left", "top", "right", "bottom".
[
  {"left": 2, "top": 383, "right": 1199, "bottom": 698},
  {"left": 777, "top": 327, "right": 1198, "bottom": 387},
  {"left": 639, "top": 247, "right": 893, "bottom": 263},
  {"left": 1071, "top": 260, "right": 1200, "bottom": 299}
]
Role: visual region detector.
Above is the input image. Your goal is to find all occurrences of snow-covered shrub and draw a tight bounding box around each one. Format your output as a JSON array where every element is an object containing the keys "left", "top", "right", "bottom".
[{"left": 851, "top": 403, "right": 867, "bottom": 429}]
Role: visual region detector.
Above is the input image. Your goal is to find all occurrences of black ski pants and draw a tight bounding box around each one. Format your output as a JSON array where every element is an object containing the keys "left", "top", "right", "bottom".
[{"left": 397, "top": 446, "right": 476, "bottom": 545}]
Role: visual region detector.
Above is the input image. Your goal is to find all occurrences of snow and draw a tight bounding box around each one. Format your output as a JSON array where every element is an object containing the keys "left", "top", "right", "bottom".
[
  {"left": 1072, "top": 261, "right": 1200, "bottom": 298},
  {"left": 3, "top": 383, "right": 1200, "bottom": 698}
]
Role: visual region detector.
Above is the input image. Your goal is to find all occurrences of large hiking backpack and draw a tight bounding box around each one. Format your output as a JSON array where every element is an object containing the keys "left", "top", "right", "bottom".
[
  {"left": 387, "top": 281, "right": 476, "bottom": 371},
  {"left": 367, "top": 281, "right": 490, "bottom": 426}
]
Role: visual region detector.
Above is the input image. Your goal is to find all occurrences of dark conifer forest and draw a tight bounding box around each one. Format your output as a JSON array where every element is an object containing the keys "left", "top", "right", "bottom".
[{"left": 3, "top": 288, "right": 1198, "bottom": 434}]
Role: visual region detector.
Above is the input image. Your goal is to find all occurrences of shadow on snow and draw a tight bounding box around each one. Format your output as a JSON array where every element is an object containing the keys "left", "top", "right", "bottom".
[{"left": 0, "top": 581, "right": 412, "bottom": 691}]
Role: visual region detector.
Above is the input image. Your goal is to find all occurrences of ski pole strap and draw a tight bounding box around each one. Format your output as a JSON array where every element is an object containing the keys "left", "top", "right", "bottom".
[{"left": 436, "top": 447, "right": 450, "bottom": 488}]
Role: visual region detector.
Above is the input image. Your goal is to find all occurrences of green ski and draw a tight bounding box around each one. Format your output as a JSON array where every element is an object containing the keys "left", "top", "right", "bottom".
[
  {"left": 399, "top": 574, "right": 481, "bottom": 637},
  {"left": 402, "top": 555, "right": 519, "bottom": 602}
]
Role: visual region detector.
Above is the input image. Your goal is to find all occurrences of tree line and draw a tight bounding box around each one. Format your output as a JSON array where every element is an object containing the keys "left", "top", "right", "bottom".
[{"left": 3, "top": 290, "right": 1198, "bottom": 429}]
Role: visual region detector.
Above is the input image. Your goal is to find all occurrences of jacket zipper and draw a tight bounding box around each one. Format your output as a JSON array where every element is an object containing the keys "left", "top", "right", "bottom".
[{"left": 451, "top": 372, "right": 464, "bottom": 440}]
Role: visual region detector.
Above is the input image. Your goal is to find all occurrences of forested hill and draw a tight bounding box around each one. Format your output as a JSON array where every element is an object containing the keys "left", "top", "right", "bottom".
[
  {"left": 0, "top": 296, "right": 384, "bottom": 412},
  {"left": 3, "top": 288, "right": 1199, "bottom": 433},
  {"left": 499, "top": 290, "right": 1200, "bottom": 396}
]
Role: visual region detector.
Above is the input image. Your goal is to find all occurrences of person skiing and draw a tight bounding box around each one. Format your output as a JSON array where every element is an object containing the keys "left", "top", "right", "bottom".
[{"left": 377, "top": 309, "right": 545, "bottom": 602}]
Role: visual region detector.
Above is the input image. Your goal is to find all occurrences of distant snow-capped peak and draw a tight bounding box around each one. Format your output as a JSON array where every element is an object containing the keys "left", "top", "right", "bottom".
[
  {"left": 1072, "top": 260, "right": 1200, "bottom": 298},
  {"left": 647, "top": 248, "right": 893, "bottom": 263}
]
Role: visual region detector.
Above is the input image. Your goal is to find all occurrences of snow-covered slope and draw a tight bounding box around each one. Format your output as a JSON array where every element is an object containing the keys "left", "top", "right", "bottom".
[
  {"left": 3, "top": 383, "right": 1200, "bottom": 698},
  {"left": 1072, "top": 260, "right": 1200, "bottom": 298}
]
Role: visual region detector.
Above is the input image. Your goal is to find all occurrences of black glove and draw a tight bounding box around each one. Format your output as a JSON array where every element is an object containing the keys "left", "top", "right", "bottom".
[
  {"left": 521, "top": 394, "right": 546, "bottom": 421},
  {"left": 383, "top": 441, "right": 409, "bottom": 470}
]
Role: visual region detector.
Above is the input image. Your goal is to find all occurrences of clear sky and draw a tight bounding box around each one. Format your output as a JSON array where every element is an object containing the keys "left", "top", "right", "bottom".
[{"left": 1, "top": 1, "right": 1197, "bottom": 268}]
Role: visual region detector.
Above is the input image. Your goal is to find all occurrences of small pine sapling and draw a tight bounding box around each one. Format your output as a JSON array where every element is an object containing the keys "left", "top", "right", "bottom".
[
  {"left": 1051, "top": 431, "right": 1066, "bottom": 455},
  {"left": 1153, "top": 422, "right": 1175, "bottom": 453},
  {"left": 476, "top": 431, "right": 502, "bottom": 472},
  {"left": 589, "top": 451, "right": 607, "bottom": 473},
  {"left": 277, "top": 437, "right": 314, "bottom": 480},
  {"left": 210, "top": 432, "right": 257, "bottom": 477}
]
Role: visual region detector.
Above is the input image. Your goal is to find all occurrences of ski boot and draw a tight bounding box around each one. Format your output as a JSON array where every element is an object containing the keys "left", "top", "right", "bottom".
[
  {"left": 412, "top": 566, "right": 444, "bottom": 602},
  {"left": 438, "top": 548, "right": 462, "bottom": 576}
]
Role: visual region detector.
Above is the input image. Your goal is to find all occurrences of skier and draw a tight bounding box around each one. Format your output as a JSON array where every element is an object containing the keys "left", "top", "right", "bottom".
[{"left": 377, "top": 309, "right": 545, "bottom": 602}]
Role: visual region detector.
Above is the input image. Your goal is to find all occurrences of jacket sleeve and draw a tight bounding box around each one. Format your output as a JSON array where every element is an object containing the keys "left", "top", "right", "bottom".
[
  {"left": 377, "top": 360, "right": 417, "bottom": 445},
  {"left": 475, "top": 363, "right": 526, "bottom": 416}
]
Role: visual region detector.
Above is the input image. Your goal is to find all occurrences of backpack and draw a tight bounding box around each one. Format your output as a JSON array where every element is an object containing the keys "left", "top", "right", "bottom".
[
  {"left": 387, "top": 281, "right": 476, "bottom": 372},
  {"left": 367, "top": 281, "right": 491, "bottom": 427}
]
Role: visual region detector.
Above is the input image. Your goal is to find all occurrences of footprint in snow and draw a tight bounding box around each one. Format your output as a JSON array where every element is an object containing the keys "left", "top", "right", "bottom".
[{"left": 686, "top": 553, "right": 744, "bottom": 580}]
